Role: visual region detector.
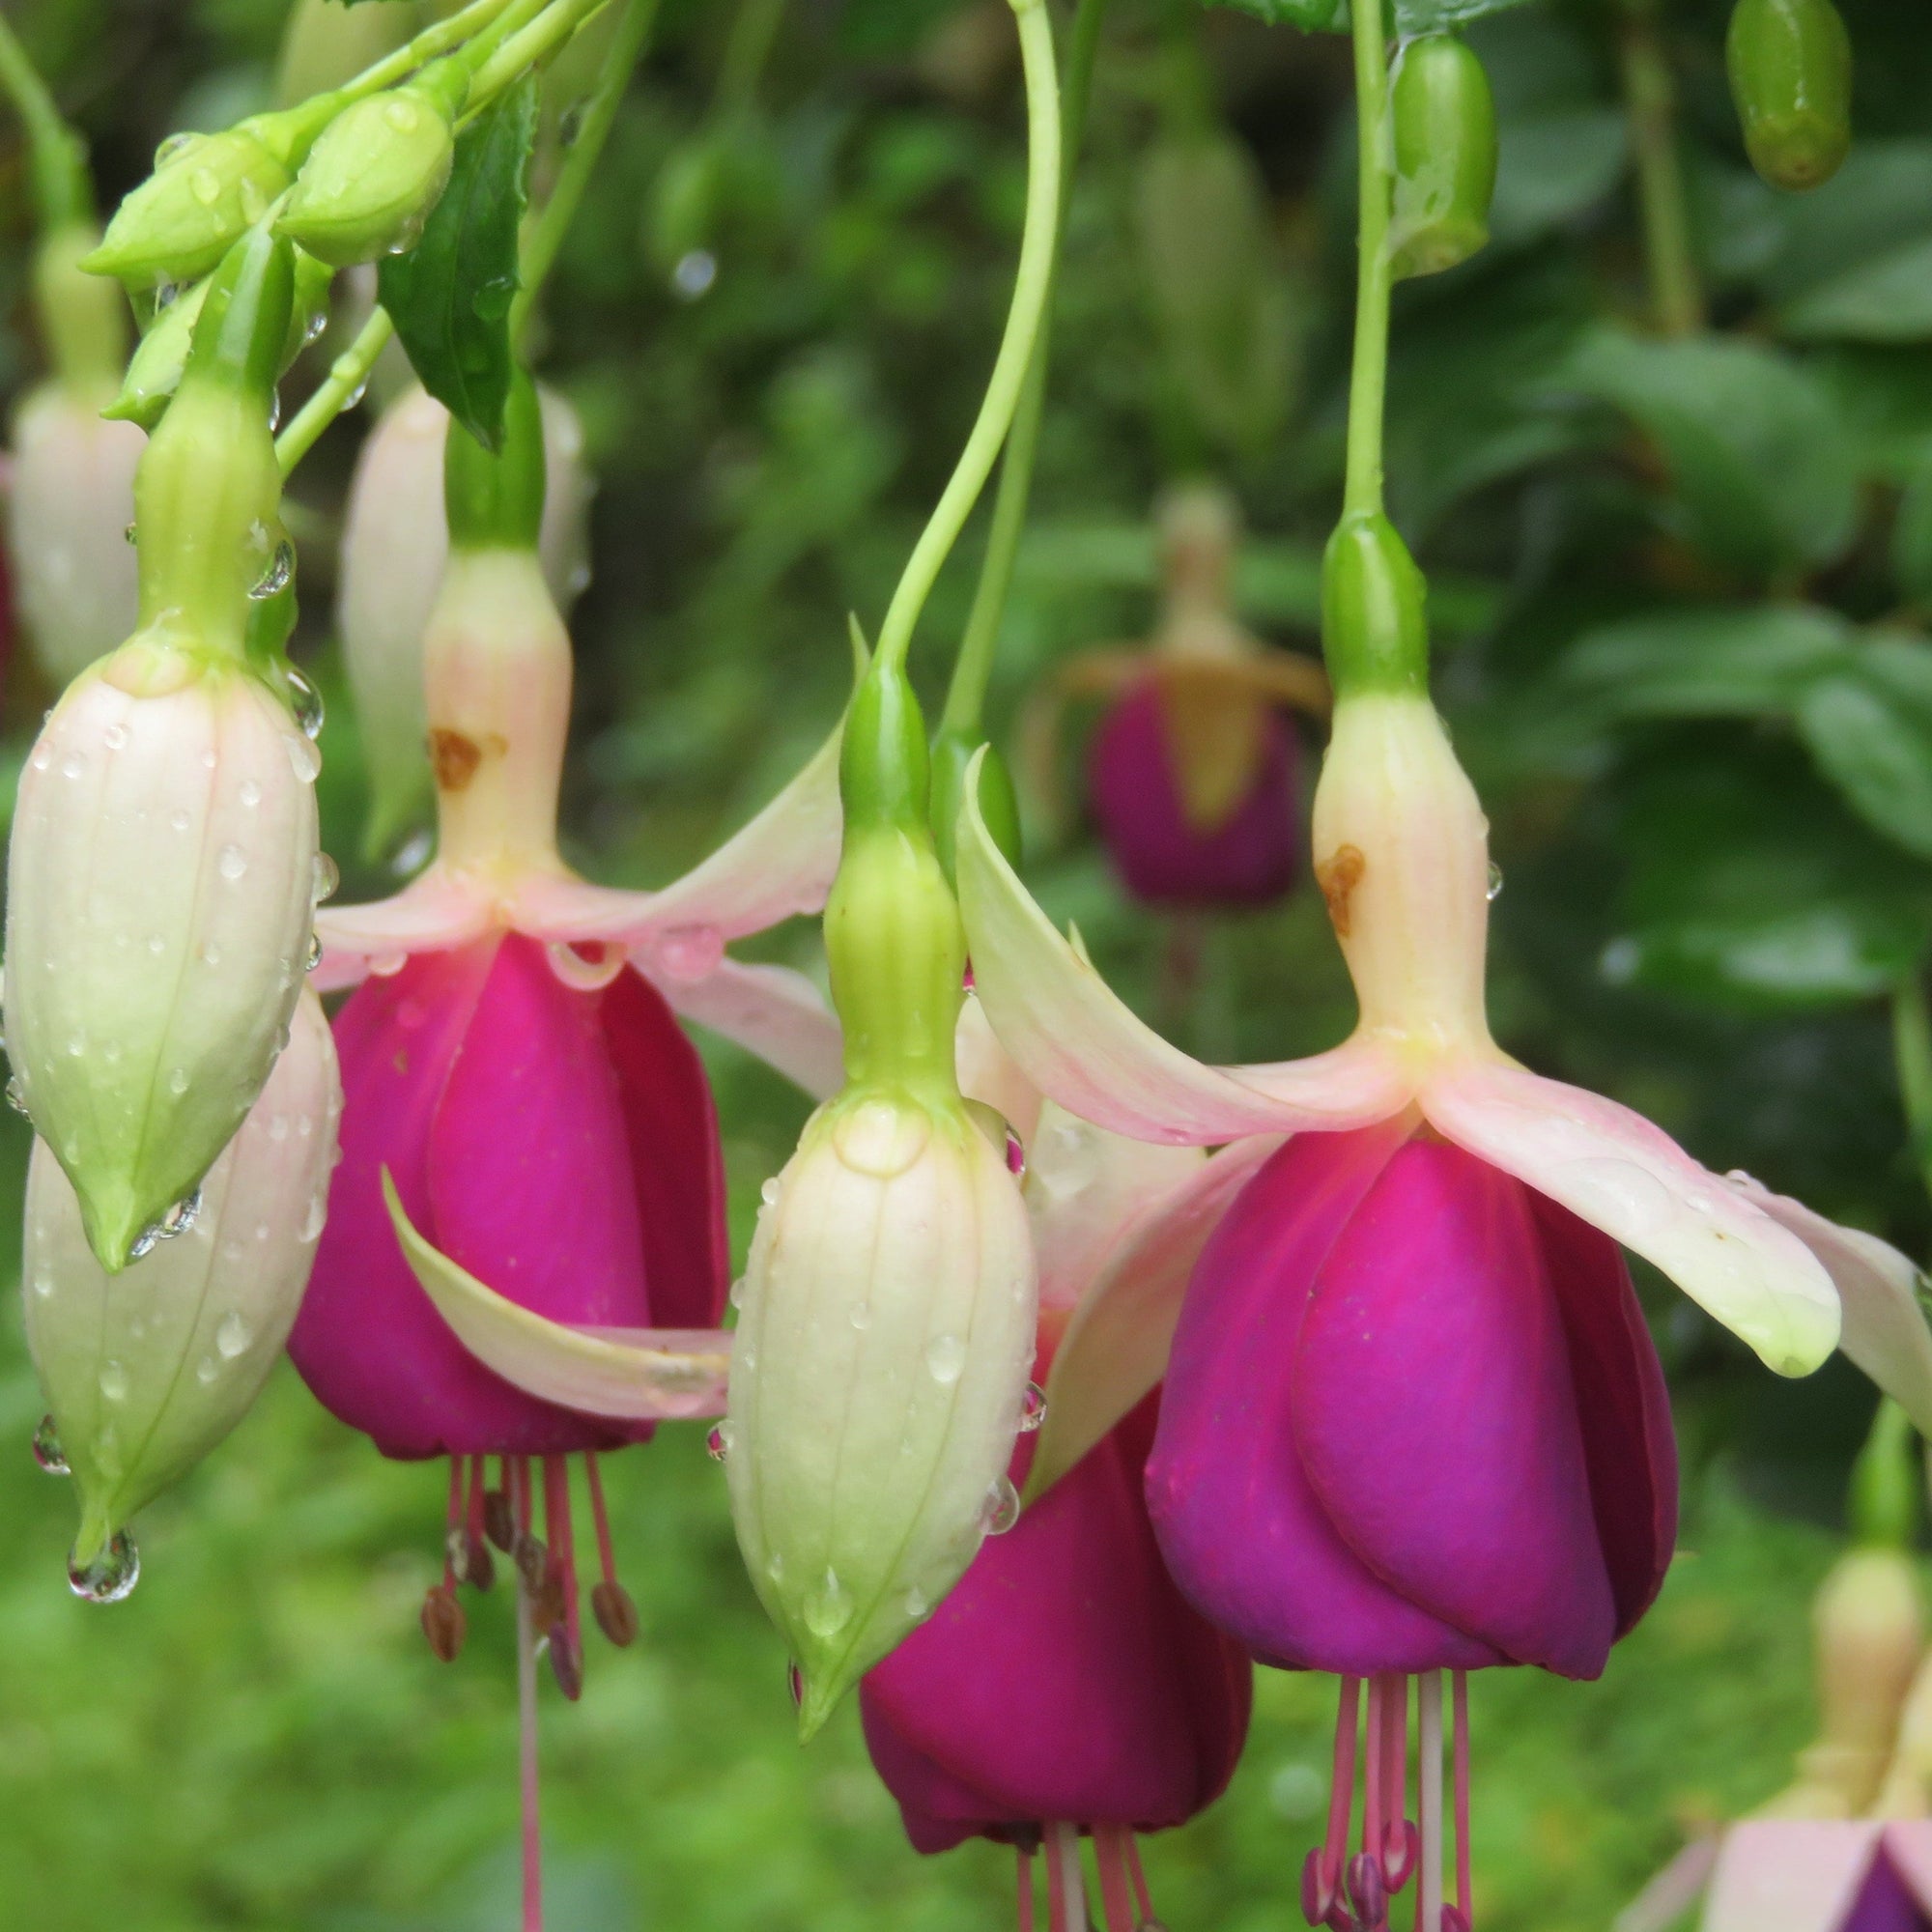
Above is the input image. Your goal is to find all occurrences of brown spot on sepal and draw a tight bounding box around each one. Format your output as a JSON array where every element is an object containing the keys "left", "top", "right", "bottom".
[
  {"left": 1316, "top": 844, "right": 1367, "bottom": 937},
  {"left": 427, "top": 728, "right": 506, "bottom": 792}
]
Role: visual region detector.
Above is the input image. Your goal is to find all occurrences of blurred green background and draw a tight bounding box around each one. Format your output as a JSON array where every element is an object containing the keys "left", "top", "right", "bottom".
[{"left": 4, "top": 0, "right": 1932, "bottom": 1924}]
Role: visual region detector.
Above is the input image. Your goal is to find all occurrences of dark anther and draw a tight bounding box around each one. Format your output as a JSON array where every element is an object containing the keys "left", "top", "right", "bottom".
[
  {"left": 1439, "top": 1911, "right": 1471, "bottom": 1932},
  {"left": 531, "top": 1556, "right": 567, "bottom": 1634},
  {"left": 1344, "top": 1852, "right": 1387, "bottom": 1930},
  {"left": 591, "top": 1578, "right": 639, "bottom": 1647},
  {"left": 549, "top": 1627, "right": 583, "bottom": 1701},
  {"left": 1381, "top": 1819, "right": 1419, "bottom": 1891},
  {"left": 484, "top": 1488, "right": 516, "bottom": 1552},
  {"left": 1300, "top": 1848, "right": 1337, "bottom": 1926},
  {"left": 420, "top": 1584, "right": 467, "bottom": 1662},
  {"left": 513, "top": 1531, "right": 548, "bottom": 1594},
  {"left": 464, "top": 1532, "right": 496, "bottom": 1594}
]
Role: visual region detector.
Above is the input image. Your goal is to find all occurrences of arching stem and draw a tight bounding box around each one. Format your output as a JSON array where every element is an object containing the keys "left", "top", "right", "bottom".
[
  {"left": 1343, "top": 0, "right": 1393, "bottom": 524},
  {"left": 1617, "top": 0, "right": 1704, "bottom": 337}
]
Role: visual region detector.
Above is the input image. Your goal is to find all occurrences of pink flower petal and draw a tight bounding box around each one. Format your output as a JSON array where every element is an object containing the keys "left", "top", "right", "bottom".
[
  {"left": 1700, "top": 1821, "right": 1883, "bottom": 1932},
  {"left": 313, "top": 868, "right": 493, "bottom": 961},
  {"left": 1882, "top": 1825, "right": 1932, "bottom": 1917},
  {"left": 1423, "top": 1059, "right": 1840, "bottom": 1378},
  {"left": 1294, "top": 1141, "right": 1618, "bottom": 1679},
  {"left": 598, "top": 964, "right": 731, "bottom": 1331},
  {"left": 1727, "top": 1177, "right": 1932, "bottom": 1440},
  {"left": 643, "top": 955, "right": 844, "bottom": 1101},
  {"left": 1529, "top": 1190, "right": 1678, "bottom": 1637},
  {"left": 1025, "top": 1133, "right": 1280, "bottom": 1504},
  {"left": 955, "top": 751, "right": 1406, "bottom": 1143},
  {"left": 1148, "top": 1122, "right": 1503, "bottom": 1676}
]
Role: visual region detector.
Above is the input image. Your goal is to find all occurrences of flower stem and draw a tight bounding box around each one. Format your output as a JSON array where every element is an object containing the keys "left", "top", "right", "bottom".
[
  {"left": 0, "top": 12, "right": 89, "bottom": 231},
  {"left": 513, "top": 0, "right": 664, "bottom": 343},
  {"left": 469, "top": 0, "right": 612, "bottom": 110},
  {"left": 872, "top": 0, "right": 1062, "bottom": 682},
  {"left": 716, "top": 0, "right": 787, "bottom": 123},
  {"left": 274, "top": 306, "right": 395, "bottom": 478},
  {"left": 341, "top": 0, "right": 524, "bottom": 106},
  {"left": 1617, "top": 0, "right": 1704, "bottom": 338},
  {"left": 1343, "top": 0, "right": 1394, "bottom": 524},
  {"left": 940, "top": 0, "right": 1109, "bottom": 741},
  {"left": 1892, "top": 976, "right": 1932, "bottom": 1206}
]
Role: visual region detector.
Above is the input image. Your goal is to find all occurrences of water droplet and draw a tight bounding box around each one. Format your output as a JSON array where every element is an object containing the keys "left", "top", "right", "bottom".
[
  {"left": 924, "top": 1334, "right": 966, "bottom": 1384},
  {"left": 302, "top": 307, "right": 327, "bottom": 347},
  {"left": 342, "top": 375, "right": 370, "bottom": 411},
  {"left": 544, "top": 940, "right": 624, "bottom": 991},
  {"left": 981, "top": 1477, "right": 1020, "bottom": 1535},
  {"left": 69, "top": 1530, "right": 139, "bottom": 1604},
  {"left": 803, "top": 1567, "right": 853, "bottom": 1638},
  {"left": 305, "top": 932, "right": 324, "bottom": 972},
  {"left": 217, "top": 843, "right": 248, "bottom": 882},
  {"left": 903, "top": 1585, "right": 928, "bottom": 1619},
  {"left": 705, "top": 1423, "right": 733, "bottom": 1463},
  {"left": 196, "top": 1355, "right": 219, "bottom": 1384},
  {"left": 32, "top": 1416, "right": 68, "bottom": 1475},
  {"left": 767, "top": 1550, "right": 784, "bottom": 1583},
  {"left": 64, "top": 1031, "right": 86, "bottom": 1059},
  {"left": 58, "top": 752, "right": 84, "bottom": 780},
  {"left": 197, "top": 939, "right": 221, "bottom": 967},
  {"left": 168, "top": 1066, "right": 189, "bottom": 1095},
  {"left": 369, "top": 951, "right": 408, "bottom": 979},
  {"left": 390, "top": 829, "right": 433, "bottom": 875},
  {"left": 267, "top": 389, "right": 282, "bottom": 434},
  {"left": 188, "top": 167, "right": 220, "bottom": 207},
  {"left": 284, "top": 664, "right": 325, "bottom": 739},
  {"left": 29, "top": 744, "right": 51, "bottom": 771},
  {"left": 98, "top": 1361, "right": 129, "bottom": 1404},
  {"left": 649, "top": 923, "right": 724, "bottom": 981},
  {"left": 1486, "top": 862, "right": 1504, "bottom": 902},
  {"left": 214, "top": 1311, "right": 249, "bottom": 1358},
  {"left": 300, "top": 1191, "right": 328, "bottom": 1242},
  {"left": 849, "top": 1301, "right": 871, "bottom": 1331},
  {"left": 311, "top": 852, "right": 340, "bottom": 905},
  {"left": 249, "top": 540, "right": 294, "bottom": 601},
  {"left": 727, "top": 1274, "right": 746, "bottom": 1310},
  {"left": 1019, "top": 1381, "right": 1047, "bottom": 1432},
  {"left": 103, "top": 723, "right": 128, "bottom": 753},
  {"left": 759, "top": 1177, "right": 781, "bottom": 1208},
  {"left": 238, "top": 177, "right": 268, "bottom": 223},
  {"left": 384, "top": 98, "right": 421, "bottom": 132},
  {"left": 285, "top": 733, "right": 322, "bottom": 782},
  {"left": 1005, "top": 1124, "right": 1026, "bottom": 1178},
  {"left": 7, "top": 1076, "right": 30, "bottom": 1118},
  {"left": 833, "top": 1097, "right": 930, "bottom": 1179},
  {"left": 155, "top": 131, "right": 198, "bottom": 168},
  {"left": 672, "top": 249, "right": 717, "bottom": 299}
]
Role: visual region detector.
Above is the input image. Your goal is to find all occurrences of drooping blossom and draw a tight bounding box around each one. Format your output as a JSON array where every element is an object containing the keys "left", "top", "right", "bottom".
[
  {"left": 1024, "top": 483, "right": 1326, "bottom": 911},
  {"left": 338, "top": 383, "right": 593, "bottom": 857},
  {"left": 24, "top": 989, "right": 341, "bottom": 1602},
  {"left": 948, "top": 515, "right": 1932, "bottom": 1927},
  {"left": 862, "top": 1002, "right": 1257, "bottom": 1931}
]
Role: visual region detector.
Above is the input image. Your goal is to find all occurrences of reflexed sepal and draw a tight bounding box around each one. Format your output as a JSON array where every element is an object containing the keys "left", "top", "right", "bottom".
[
  {"left": 24, "top": 988, "right": 341, "bottom": 1567},
  {"left": 5, "top": 648, "right": 322, "bottom": 1269},
  {"left": 1388, "top": 36, "right": 1498, "bottom": 281},
  {"left": 725, "top": 1091, "right": 1037, "bottom": 1736},
  {"left": 1726, "top": 0, "right": 1853, "bottom": 193},
  {"left": 279, "top": 62, "right": 464, "bottom": 268}
]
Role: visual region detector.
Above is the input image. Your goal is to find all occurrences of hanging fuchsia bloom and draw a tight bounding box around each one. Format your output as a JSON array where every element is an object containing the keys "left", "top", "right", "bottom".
[
  {"left": 952, "top": 518, "right": 1932, "bottom": 1930},
  {"left": 291, "top": 379, "right": 844, "bottom": 1694},
  {"left": 1027, "top": 484, "right": 1326, "bottom": 912}
]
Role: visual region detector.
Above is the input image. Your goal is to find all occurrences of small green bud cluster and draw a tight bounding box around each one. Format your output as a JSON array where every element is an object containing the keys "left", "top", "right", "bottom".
[
  {"left": 1726, "top": 0, "right": 1854, "bottom": 193},
  {"left": 1388, "top": 35, "right": 1498, "bottom": 282}
]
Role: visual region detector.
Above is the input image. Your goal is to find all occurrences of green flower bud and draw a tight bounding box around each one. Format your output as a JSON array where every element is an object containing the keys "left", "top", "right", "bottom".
[
  {"left": 1388, "top": 36, "right": 1499, "bottom": 281},
  {"left": 1726, "top": 0, "right": 1853, "bottom": 193},
  {"left": 83, "top": 128, "right": 294, "bottom": 291},
  {"left": 25, "top": 988, "right": 341, "bottom": 1584},
  {"left": 1321, "top": 513, "right": 1430, "bottom": 700},
  {"left": 726, "top": 1087, "right": 1037, "bottom": 1735},
  {"left": 279, "top": 65, "right": 465, "bottom": 268}
]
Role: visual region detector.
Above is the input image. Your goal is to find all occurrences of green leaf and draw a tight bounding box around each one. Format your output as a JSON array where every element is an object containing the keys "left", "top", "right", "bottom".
[
  {"left": 377, "top": 75, "right": 538, "bottom": 452},
  {"left": 1896, "top": 447, "right": 1932, "bottom": 606},
  {"left": 1205, "top": 0, "right": 1347, "bottom": 28},
  {"left": 1537, "top": 605, "right": 1854, "bottom": 734},
  {"left": 1778, "top": 237, "right": 1932, "bottom": 343},
  {"left": 1797, "top": 635, "right": 1932, "bottom": 859},
  {"left": 1559, "top": 327, "right": 1861, "bottom": 577},
  {"left": 1393, "top": 0, "right": 1535, "bottom": 30},
  {"left": 1488, "top": 107, "right": 1628, "bottom": 247}
]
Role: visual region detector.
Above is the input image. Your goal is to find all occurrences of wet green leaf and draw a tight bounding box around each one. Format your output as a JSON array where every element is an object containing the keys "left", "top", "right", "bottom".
[{"left": 1797, "top": 636, "right": 1932, "bottom": 859}]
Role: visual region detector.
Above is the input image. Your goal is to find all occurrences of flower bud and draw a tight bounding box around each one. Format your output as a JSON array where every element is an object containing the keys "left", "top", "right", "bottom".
[
  {"left": 24, "top": 989, "right": 341, "bottom": 1581},
  {"left": 6, "top": 643, "right": 321, "bottom": 1270},
  {"left": 1388, "top": 36, "right": 1498, "bottom": 280},
  {"left": 280, "top": 66, "right": 464, "bottom": 268},
  {"left": 84, "top": 126, "right": 296, "bottom": 290},
  {"left": 5, "top": 384, "right": 142, "bottom": 683},
  {"left": 725, "top": 1088, "right": 1038, "bottom": 1736},
  {"left": 339, "top": 384, "right": 593, "bottom": 856},
  {"left": 1726, "top": 0, "right": 1853, "bottom": 193}
]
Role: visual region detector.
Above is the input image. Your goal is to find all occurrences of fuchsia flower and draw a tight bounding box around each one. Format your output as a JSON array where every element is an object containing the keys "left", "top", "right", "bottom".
[
  {"left": 1027, "top": 484, "right": 1327, "bottom": 913},
  {"left": 951, "top": 659, "right": 1932, "bottom": 1928}
]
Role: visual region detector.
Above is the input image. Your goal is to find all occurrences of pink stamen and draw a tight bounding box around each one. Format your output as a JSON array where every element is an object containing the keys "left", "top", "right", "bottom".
[
  {"left": 1017, "top": 1844, "right": 1037, "bottom": 1932},
  {"left": 441, "top": 1456, "right": 463, "bottom": 1592},
  {"left": 1452, "top": 1672, "right": 1471, "bottom": 1929},
  {"left": 1126, "top": 1835, "right": 1154, "bottom": 1924},
  {"left": 1363, "top": 1678, "right": 1384, "bottom": 1875},
  {"left": 1095, "top": 1824, "right": 1136, "bottom": 1932},
  {"left": 512, "top": 1461, "right": 543, "bottom": 1932},
  {"left": 1381, "top": 1676, "right": 1415, "bottom": 1892},
  {"left": 541, "top": 1455, "right": 582, "bottom": 1700},
  {"left": 584, "top": 1452, "right": 618, "bottom": 1589}
]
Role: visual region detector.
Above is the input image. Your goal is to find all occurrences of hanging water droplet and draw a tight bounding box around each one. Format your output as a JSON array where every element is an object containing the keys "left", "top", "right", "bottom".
[
  {"left": 283, "top": 665, "right": 325, "bottom": 739},
  {"left": 903, "top": 1584, "right": 929, "bottom": 1619},
  {"left": 98, "top": 1360, "right": 129, "bottom": 1404},
  {"left": 58, "top": 751, "right": 84, "bottom": 780},
  {"left": 925, "top": 1333, "right": 966, "bottom": 1384},
  {"left": 302, "top": 306, "right": 328, "bottom": 346},
  {"left": 1486, "top": 862, "right": 1503, "bottom": 902},
  {"left": 285, "top": 732, "right": 323, "bottom": 781},
  {"left": 803, "top": 1567, "right": 853, "bottom": 1638},
  {"left": 168, "top": 1066, "right": 190, "bottom": 1096},
  {"left": 981, "top": 1477, "right": 1021, "bottom": 1535},
  {"left": 249, "top": 540, "right": 295, "bottom": 601},
  {"left": 68, "top": 1530, "right": 140, "bottom": 1604},
  {"left": 311, "top": 852, "right": 340, "bottom": 905},
  {"left": 196, "top": 1355, "right": 219, "bottom": 1384},
  {"left": 849, "top": 1301, "right": 872, "bottom": 1331},
  {"left": 759, "top": 1177, "right": 781, "bottom": 1208},
  {"left": 214, "top": 1311, "right": 249, "bottom": 1358},
  {"left": 217, "top": 843, "right": 248, "bottom": 882},
  {"left": 1005, "top": 1124, "right": 1026, "bottom": 1179},
  {"left": 1019, "top": 1381, "right": 1047, "bottom": 1432},
  {"left": 32, "top": 1415, "right": 68, "bottom": 1476},
  {"left": 155, "top": 130, "right": 198, "bottom": 168},
  {"left": 342, "top": 374, "right": 371, "bottom": 411},
  {"left": 705, "top": 1422, "right": 733, "bottom": 1463},
  {"left": 727, "top": 1274, "right": 746, "bottom": 1310},
  {"left": 305, "top": 932, "right": 324, "bottom": 972},
  {"left": 102, "top": 722, "right": 129, "bottom": 753},
  {"left": 300, "top": 1191, "right": 328, "bottom": 1242}
]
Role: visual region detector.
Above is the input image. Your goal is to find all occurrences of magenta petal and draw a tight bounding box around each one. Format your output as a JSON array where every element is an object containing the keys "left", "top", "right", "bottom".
[
  {"left": 1087, "top": 680, "right": 1299, "bottom": 909},
  {"left": 864, "top": 1397, "right": 1251, "bottom": 1847},
  {"left": 1294, "top": 1142, "right": 1617, "bottom": 1680},
  {"left": 1530, "top": 1190, "right": 1678, "bottom": 1637},
  {"left": 599, "top": 965, "right": 730, "bottom": 1331},
  {"left": 1147, "top": 1123, "right": 1502, "bottom": 1676}
]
